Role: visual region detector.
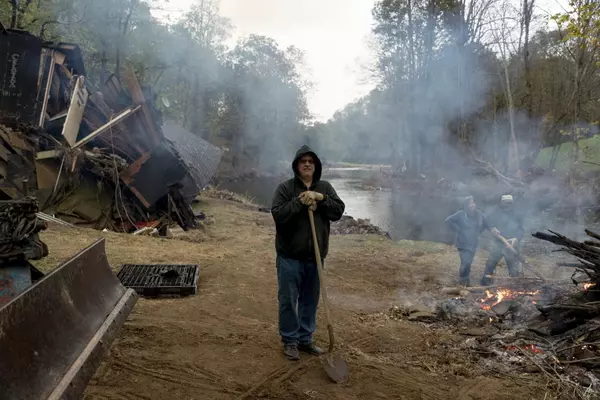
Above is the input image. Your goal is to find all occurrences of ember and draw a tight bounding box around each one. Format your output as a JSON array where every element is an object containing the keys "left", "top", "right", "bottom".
[
  {"left": 583, "top": 282, "right": 596, "bottom": 291},
  {"left": 478, "top": 287, "right": 541, "bottom": 311},
  {"left": 506, "top": 344, "right": 544, "bottom": 354}
]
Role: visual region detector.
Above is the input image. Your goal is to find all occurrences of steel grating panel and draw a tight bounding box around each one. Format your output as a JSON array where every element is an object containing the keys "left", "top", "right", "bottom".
[{"left": 117, "top": 264, "right": 199, "bottom": 297}]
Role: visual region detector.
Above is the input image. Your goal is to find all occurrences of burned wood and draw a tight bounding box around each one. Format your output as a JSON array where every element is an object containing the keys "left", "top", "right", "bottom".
[{"left": 0, "top": 197, "right": 48, "bottom": 260}]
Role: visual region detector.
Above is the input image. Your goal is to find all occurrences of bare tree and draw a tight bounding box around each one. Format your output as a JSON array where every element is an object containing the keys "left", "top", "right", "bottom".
[{"left": 489, "top": 0, "right": 521, "bottom": 177}]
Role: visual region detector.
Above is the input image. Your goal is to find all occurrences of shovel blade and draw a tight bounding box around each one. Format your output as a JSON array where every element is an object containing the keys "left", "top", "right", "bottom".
[{"left": 322, "top": 354, "right": 349, "bottom": 384}]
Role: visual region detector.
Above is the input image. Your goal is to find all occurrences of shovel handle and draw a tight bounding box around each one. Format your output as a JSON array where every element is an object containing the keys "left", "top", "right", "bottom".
[
  {"left": 308, "top": 209, "right": 335, "bottom": 353},
  {"left": 491, "top": 231, "right": 546, "bottom": 282}
]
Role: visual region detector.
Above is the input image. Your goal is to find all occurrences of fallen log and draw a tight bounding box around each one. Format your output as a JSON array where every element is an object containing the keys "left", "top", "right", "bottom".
[{"left": 441, "top": 286, "right": 496, "bottom": 296}]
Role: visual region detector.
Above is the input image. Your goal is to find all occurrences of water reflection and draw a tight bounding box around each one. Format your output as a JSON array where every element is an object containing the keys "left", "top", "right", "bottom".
[{"left": 217, "top": 168, "right": 456, "bottom": 243}]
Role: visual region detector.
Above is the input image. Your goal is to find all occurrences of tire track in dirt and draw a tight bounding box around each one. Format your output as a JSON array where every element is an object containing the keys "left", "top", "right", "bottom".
[
  {"left": 134, "top": 312, "right": 268, "bottom": 332},
  {"left": 108, "top": 356, "right": 244, "bottom": 396},
  {"left": 118, "top": 354, "right": 240, "bottom": 389},
  {"left": 358, "top": 363, "right": 447, "bottom": 399},
  {"left": 85, "top": 388, "right": 156, "bottom": 400},
  {"left": 237, "top": 361, "right": 314, "bottom": 399}
]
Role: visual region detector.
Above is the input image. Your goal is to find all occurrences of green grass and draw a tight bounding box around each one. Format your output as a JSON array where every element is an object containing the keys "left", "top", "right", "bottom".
[
  {"left": 536, "top": 135, "right": 600, "bottom": 172},
  {"left": 395, "top": 240, "right": 447, "bottom": 253}
]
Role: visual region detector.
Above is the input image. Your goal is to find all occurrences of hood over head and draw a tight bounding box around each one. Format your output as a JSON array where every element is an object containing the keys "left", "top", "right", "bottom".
[{"left": 292, "top": 144, "right": 322, "bottom": 183}]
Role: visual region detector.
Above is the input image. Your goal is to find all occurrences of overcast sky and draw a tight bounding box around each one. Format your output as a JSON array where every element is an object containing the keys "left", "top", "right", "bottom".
[{"left": 153, "top": 0, "right": 568, "bottom": 122}]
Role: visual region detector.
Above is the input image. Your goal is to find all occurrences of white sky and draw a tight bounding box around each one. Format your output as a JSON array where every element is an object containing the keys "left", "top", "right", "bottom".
[{"left": 153, "top": 0, "right": 568, "bottom": 122}]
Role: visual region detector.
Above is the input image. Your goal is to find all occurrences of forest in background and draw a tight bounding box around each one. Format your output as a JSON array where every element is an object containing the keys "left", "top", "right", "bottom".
[{"left": 1, "top": 0, "right": 599, "bottom": 178}]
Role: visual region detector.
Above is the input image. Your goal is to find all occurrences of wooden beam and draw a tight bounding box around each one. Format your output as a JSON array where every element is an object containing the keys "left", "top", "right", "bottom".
[
  {"left": 61, "top": 76, "right": 89, "bottom": 147},
  {"left": 72, "top": 105, "right": 142, "bottom": 150},
  {"left": 38, "top": 50, "right": 56, "bottom": 127},
  {"left": 36, "top": 150, "right": 64, "bottom": 160},
  {"left": 122, "top": 65, "right": 161, "bottom": 147}
]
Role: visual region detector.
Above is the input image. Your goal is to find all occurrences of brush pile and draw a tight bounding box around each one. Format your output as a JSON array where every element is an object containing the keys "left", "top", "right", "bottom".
[
  {"left": 467, "top": 230, "right": 600, "bottom": 398},
  {"left": 331, "top": 215, "right": 391, "bottom": 238}
]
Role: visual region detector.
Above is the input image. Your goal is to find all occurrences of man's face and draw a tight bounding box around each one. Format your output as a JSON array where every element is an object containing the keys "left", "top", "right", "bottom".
[
  {"left": 467, "top": 198, "right": 476, "bottom": 213},
  {"left": 297, "top": 154, "right": 315, "bottom": 179}
]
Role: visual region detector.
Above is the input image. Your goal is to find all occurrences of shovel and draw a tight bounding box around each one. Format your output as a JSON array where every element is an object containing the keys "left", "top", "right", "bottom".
[{"left": 308, "top": 208, "right": 349, "bottom": 384}]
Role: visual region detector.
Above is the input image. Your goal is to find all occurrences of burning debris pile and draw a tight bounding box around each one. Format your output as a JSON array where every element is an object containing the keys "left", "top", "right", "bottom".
[
  {"left": 331, "top": 215, "right": 391, "bottom": 238},
  {"left": 428, "top": 231, "right": 600, "bottom": 398},
  {"left": 435, "top": 280, "right": 557, "bottom": 326},
  {"left": 0, "top": 29, "right": 221, "bottom": 232}
]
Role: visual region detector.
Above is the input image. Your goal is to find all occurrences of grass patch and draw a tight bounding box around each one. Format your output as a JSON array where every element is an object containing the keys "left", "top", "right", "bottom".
[
  {"left": 200, "top": 185, "right": 257, "bottom": 206},
  {"left": 395, "top": 240, "right": 447, "bottom": 253},
  {"left": 536, "top": 135, "right": 600, "bottom": 172}
]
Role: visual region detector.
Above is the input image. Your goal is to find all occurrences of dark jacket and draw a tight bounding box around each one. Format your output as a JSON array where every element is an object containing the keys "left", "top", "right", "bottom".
[
  {"left": 271, "top": 145, "right": 345, "bottom": 260},
  {"left": 487, "top": 206, "right": 524, "bottom": 240},
  {"left": 445, "top": 209, "right": 491, "bottom": 252}
]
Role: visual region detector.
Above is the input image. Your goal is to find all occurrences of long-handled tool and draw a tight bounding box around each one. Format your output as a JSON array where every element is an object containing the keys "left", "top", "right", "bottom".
[
  {"left": 491, "top": 232, "right": 546, "bottom": 282},
  {"left": 308, "top": 209, "right": 349, "bottom": 384}
]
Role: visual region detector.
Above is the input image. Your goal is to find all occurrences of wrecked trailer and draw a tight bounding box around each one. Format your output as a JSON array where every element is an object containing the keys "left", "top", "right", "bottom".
[{"left": 0, "top": 28, "right": 222, "bottom": 232}]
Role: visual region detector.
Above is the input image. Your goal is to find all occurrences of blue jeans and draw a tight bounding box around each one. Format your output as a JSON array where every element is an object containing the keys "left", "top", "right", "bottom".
[
  {"left": 276, "top": 254, "right": 321, "bottom": 346},
  {"left": 458, "top": 249, "right": 475, "bottom": 286}
]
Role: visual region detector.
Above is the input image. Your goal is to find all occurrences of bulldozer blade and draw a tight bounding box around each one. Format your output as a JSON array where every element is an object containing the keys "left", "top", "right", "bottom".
[{"left": 0, "top": 238, "right": 138, "bottom": 400}]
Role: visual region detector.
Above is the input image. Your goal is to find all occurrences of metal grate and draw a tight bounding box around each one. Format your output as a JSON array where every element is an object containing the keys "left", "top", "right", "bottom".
[{"left": 117, "top": 264, "right": 199, "bottom": 297}]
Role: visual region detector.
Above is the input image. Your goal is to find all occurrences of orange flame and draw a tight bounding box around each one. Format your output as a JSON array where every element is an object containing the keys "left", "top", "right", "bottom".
[
  {"left": 507, "top": 344, "right": 543, "bottom": 353},
  {"left": 479, "top": 287, "right": 541, "bottom": 311},
  {"left": 583, "top": 282, "right": 596, "bottom": 291}
]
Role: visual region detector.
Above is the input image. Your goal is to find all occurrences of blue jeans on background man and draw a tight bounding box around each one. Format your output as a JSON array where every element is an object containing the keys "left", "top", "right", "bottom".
[
  {"left": 458, "top": 249, "right": 475, "bottom": 286},
  {"left": 276, "top": 254, "right": 320, "bottom": 346}
]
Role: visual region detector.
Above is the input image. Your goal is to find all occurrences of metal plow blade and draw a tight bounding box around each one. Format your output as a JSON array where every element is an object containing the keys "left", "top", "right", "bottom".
[{"left": 0, "top": 238, "right": 138, "bottom": 400}]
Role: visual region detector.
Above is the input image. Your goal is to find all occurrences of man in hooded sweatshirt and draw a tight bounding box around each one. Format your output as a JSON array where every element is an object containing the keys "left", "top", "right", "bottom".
[
  {"left": 271, "top": 145, "right": 345, "bottom": 361},
  {"left": 445, "top": 196, "right": 499, "bottom": 286}
]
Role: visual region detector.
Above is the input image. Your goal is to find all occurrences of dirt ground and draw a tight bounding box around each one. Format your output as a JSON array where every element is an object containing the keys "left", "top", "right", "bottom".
[{"left": 35, "top": 197, "right": 558, "bottom": 399}]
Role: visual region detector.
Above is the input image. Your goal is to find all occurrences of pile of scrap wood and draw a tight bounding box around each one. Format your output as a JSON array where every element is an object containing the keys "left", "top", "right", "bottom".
[
  {"left": 0, "top": 29, "right": 221, "bottom": 232},
  {"left": 530, "top": 229, "right": 600, "bottom": 336},
  {"left": 0, "top": 197, "right": 48, "bottom": 261}
]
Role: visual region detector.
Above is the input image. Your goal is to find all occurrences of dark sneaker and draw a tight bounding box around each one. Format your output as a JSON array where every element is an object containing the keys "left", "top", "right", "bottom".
[
  {"left": 298, "top": 343, "right": 324, "bottom": 356},
  {"left": 283, "top": 344, "right": 300, "bottom": 361}
]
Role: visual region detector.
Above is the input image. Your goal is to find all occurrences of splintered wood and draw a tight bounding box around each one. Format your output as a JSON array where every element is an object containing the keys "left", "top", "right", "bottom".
[{"left": 0, "top": 34, "right": 222, "bottom": 232}]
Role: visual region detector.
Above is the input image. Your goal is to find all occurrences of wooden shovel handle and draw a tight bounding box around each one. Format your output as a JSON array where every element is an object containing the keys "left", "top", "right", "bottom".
[{"left": 308, "top": 209, "right": 335, "bottom": 353}]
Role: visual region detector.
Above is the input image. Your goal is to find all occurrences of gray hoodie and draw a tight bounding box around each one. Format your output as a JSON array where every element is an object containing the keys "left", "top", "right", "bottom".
[{"left": 445, "top": 208, "right": 492, "bottom": 252}]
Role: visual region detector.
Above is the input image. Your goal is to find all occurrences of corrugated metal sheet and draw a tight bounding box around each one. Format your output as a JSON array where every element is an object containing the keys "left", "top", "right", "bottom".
[{"left": 162, "top": 120, "right": 222, "bottom": 198}]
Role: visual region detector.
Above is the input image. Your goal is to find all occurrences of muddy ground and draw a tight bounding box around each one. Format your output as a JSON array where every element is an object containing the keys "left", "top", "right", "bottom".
[{"left": 34, "top": 196, "right": 562, "bottom": 399}]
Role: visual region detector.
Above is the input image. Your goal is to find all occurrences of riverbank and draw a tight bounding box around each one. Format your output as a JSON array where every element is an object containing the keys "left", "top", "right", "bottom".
[{"left": 35, "top": 196, "right": 559, "bottom": 399}]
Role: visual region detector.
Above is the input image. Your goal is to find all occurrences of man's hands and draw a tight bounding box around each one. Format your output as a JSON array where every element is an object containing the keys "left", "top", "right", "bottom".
[
  {"left": 507, "top": 238, "right": 518, "bottom": 247},
  {"left": 299, "top": 191, "right": 324, "bottom": 211}
]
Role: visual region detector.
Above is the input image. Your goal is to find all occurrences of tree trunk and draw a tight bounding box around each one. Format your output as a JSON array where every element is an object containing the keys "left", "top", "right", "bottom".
[
  {"left": 503, "top": 60, "right": 521, "bottom": 177},
  {"left": 406, "top": 0, "right": 420, "bottom": 175},
  {"left": 522, "top": 0, "right": 534, "bottom": 117},
  {"left": 10, "top": 0, "right": 18, "bottom": 29}
]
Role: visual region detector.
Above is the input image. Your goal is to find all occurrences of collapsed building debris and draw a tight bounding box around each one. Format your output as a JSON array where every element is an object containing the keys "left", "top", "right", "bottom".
[
  {"left": 0, "top": 197, "right": 47, "bottom": 305},
  {"left": 0, "top": 29, "right": 222, "bottom": 232}
]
